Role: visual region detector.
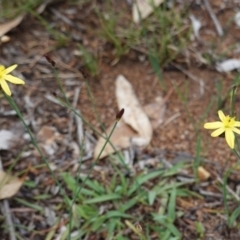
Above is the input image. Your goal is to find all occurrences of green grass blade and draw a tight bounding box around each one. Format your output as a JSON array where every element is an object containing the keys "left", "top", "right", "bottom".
[
  {"left": 119, "top": 196, "right": 139, "bottom": 212},
  {"left": 229, "top": 205, "right": 240, "bottom": 227},
  {"left": 168, "top": 187, "right": 176, "bottom": 221},
  {"left": 83, "top": 193, "right": 122, "bottom": 204},
  {"left": 163, "top": 161, "right": 187, "bottom": 177},
  {"left": 128, "top": 170, "right": 164, "bottom": 195},
  {"left": 15, "top": 198, "right": 44, "bottom": 213},
  {"left": 105, "top": 211, "right": 133, "bottom": 219},
  {"left": 148, "top": 190, "right": 157, "bottom": 206}
]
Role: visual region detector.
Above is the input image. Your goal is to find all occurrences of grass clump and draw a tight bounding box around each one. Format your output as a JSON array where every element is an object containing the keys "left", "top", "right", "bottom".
[
  {"left": 0, "top": 0, "right": 43, "bottom": 20},
  {"left": 96, "top": 1, "right": 191, "bottom": 67}
]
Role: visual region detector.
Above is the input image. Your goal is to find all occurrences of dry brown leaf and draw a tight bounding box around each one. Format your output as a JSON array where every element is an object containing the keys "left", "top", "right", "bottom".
[
  {"left": 132, "top": 0, "right": 164, "bottom": 23},
  {"left": 0, "top": 15, "right": 24, "bottom": 37},
  {"left": 144, "top": 97, "right": 166, "bottom": 129},
  {"left": 94, "top": 75, "right": 153, "bottom": 159},
  {"left": 116, "top": 75, "right": 152, "bottom": 146},
  {"left": 0, "top": 171, "right": 23, "bottom": 200}
]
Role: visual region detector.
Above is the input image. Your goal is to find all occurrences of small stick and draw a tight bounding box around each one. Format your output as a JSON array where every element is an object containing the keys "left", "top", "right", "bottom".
[
  {"left": 217, "top": 176, "right": 240, "bottom": 201},
  {"left": 163, "top": 112, "right": 181, "bottom": 127},
  {"left": 203, "top": 0, "right": 223, "bottom": 36},
  {"left": 45, "top": 93, "right": 63, "bottom": 106},
  {"left": 172, "top": 63, "right": 207, "bottom": 95},
  {"left": 198, "top": 189, "right": 222, "bottom": 198},
  {"left": 68, "top": 87, "right": 81, "bottom": 141},
  {"left": 203, "top": 201, "right": 222, "bottom": 208},
  {"left": 0, "top": 156, "right": 17, "bottom": 240},
  {"left": 50, "top": 8, "right": 85, "bottom": 31},
  {"left": 75, "top": 109, "right": 84, "bottom": 146}
]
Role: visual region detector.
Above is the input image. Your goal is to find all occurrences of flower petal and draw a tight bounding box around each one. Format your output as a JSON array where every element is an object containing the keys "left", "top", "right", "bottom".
[
  {"left": 233, "top": 121, "right": 240, "bottom": 127},
  {"left": 211, "top": 127, "right": 225, "bottom": 137},
  {"left": 0, "top": 80, "right": 11, "bottom": 96},
  {"left": 204, "top": 122, "right": 223, "bottom": 129},
  {"left": 225, "top": 129, "right": 235, "bottom": 149},
  {"left": 4, "top": 75, "right": 25, "bottom": 84},
  {"left": 3, "top": 64, "right": 17, "bottom": 74},
  {"left": 232, "top": 127, "right": 240, "bottom": 135},
  {"left": 218, "top": 110, "right": 225, "bottom": 122}
]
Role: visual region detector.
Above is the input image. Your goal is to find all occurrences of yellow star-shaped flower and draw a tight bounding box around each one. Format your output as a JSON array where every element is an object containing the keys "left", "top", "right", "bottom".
[
  {"left": 204, "top": 110, "right": 240, "bottom": 149},
  {"left": 0, "top": 64, "right": 25, "bottom": 96}
]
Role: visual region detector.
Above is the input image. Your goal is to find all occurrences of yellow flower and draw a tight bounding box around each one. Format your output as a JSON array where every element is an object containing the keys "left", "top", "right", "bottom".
[
  {"left": 0, "top": 64, "right": 25, "bottom": 96},
  {"left": 204, "top": 110, "right": 240, "bottom": 149}
]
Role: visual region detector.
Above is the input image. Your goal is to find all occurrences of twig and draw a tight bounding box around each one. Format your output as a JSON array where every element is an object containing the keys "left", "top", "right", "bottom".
[
  {"left": 217, "top": 176, "right": 240, "bottom": 201},
  {"left": 172, "top": 63, "right": 207, "bottom": 95},
  {"left": 24, "top": 95, "right": 38, "bottom": 133},
  {"left": 0, "top": 110, "right": 16, "bottom": 116},
  {"left": 80, "top": 131, "right": 95, "bottom": 161},
  {"left": 203, "top": 201, "right": 222, "bottom": 208},
  {"left": 163, "top": 112, "right": 181, "bottom": 127},
  {"left": 68, "top": 87, "right": 81, "bottom": 141},
  {"left": 74, "top": 113, "right": 84, "bottom": 146},
  {"left": 50, "top": 8, "right": 85, "bottom": 31},
  {"left": 45, "top": 93, "right": 64, "bottom": 106},
  {"left": 198, "top": 189, "right": 222, "bottom": 198},
  {"left": 161, "top": 158, "right": 189, "bottom": 175},
  {"left": 74, "top": 109, "right": 94, "bottom": 162},
  {"left": 74, "top": 107, "right": 96, "bottom": 161},
  {"left": 203, "top": 0, "right": 223, "bottom": 36},
  {"left": 0, "top": 156, "right": 17, "bottom": 240}
]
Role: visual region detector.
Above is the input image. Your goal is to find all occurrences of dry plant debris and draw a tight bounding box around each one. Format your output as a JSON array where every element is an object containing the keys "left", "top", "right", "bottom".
[
  {"left": 1, "top": 0, "right": 240, "bottom": 239},
  {"left": 94, "top": 74, "right": 165, "bottom": 159},
  {"left": 132, "top": 0, "right": 164, "bottom": 23},
  {"left": 0, "top": 170, "right": 23, "bottom": 200}
]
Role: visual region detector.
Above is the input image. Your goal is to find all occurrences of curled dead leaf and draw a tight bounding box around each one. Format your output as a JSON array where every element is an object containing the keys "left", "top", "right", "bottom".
[
  {"left": 116, "top": 75, "right": 153, "bottom": 147},
  {"left": 0, "top": 15, "right": 24, "bottom": 37},
  {"left": 94, "top": 75, "right": 154, "bottom": 159}
]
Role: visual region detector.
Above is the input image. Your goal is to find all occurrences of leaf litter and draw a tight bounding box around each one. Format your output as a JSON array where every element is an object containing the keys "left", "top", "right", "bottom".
[
  {"left": 1, "top": 0, "right": 240, "bottom": 239},
  {"left": 132, "top": 0, "right": 164, "bottom": 23},
  {"left": 0, "top": 170, "right": 24, "bottom": 200},
  {"left": 94, "top": 74, "right": 166, "bottom": 159}
]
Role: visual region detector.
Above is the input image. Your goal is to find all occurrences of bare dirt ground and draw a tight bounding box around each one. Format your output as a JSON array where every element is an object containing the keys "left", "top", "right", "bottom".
[{"left": 1, "top": 0, "right": 240, "bottom": 239}]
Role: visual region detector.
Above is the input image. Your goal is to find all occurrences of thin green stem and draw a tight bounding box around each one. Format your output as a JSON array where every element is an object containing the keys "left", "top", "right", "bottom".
[
  {"left": 67, "top": 119, "right": 120, "bottom": 239},
  {"left": 233, "top": 149, "right": 240, "bottom": 160},
  {"left": 223, "top": 149, "right": 240, "bottom": 225},
  {"left": 56, "top": 96, "right": 125, "bottom": 163},
  {"left": 52, "top": 67, "right": 71, "bottom": 105},
  {"left": 194, "top": 135, "right": 202, "bottom": 181},
  {"left": 230, "top": 86, "right": 236, "bottom": 117},
  {"left": 5, "top": 95, "right": 70, "bottom": 207}
]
